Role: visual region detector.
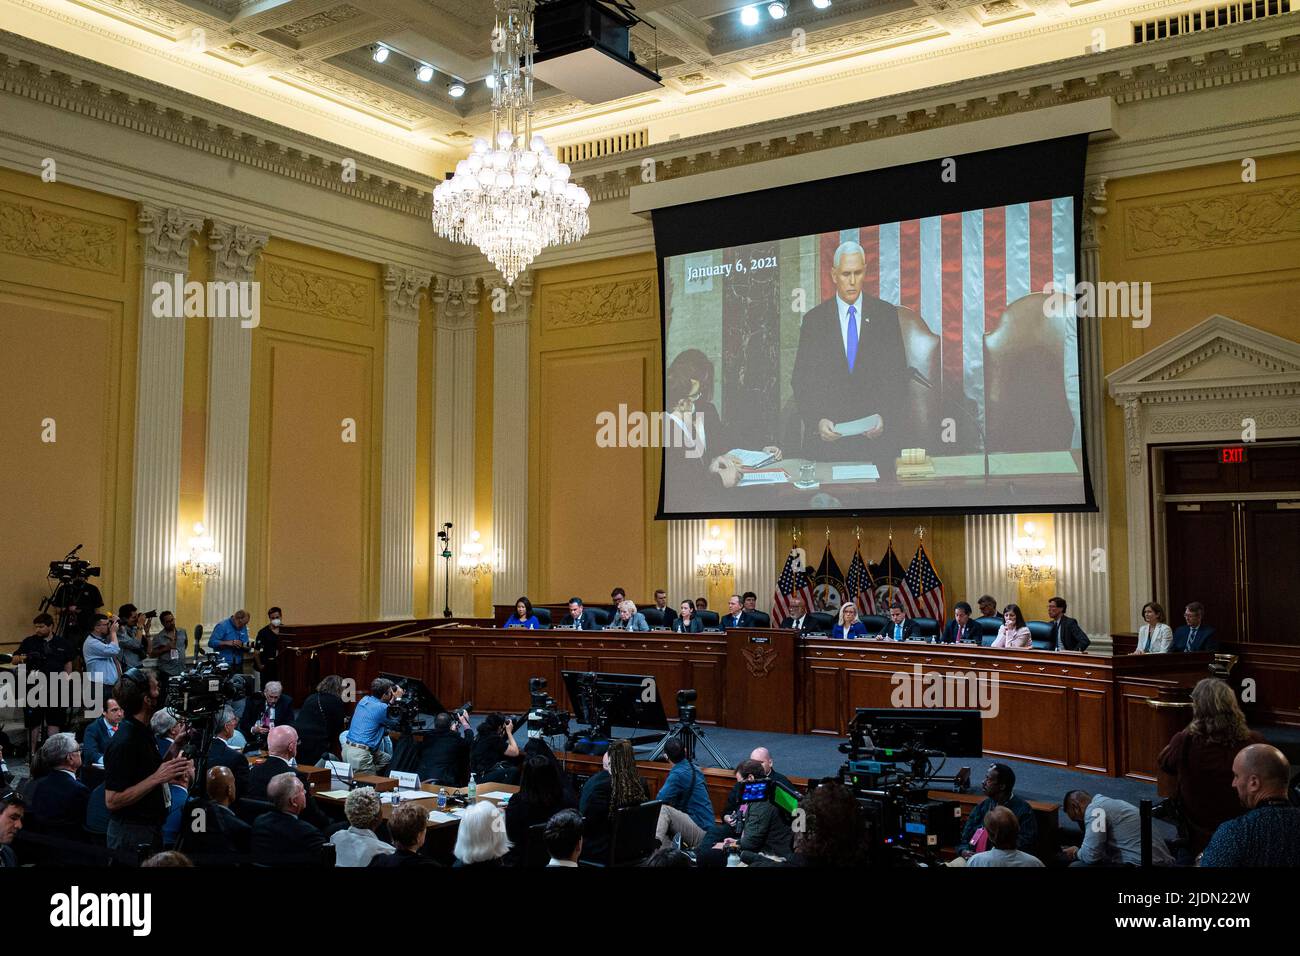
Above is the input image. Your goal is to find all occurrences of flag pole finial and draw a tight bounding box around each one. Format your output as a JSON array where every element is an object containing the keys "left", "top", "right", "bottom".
[{"left": 914, "top": 524, "right": 926, "bottom": 541}]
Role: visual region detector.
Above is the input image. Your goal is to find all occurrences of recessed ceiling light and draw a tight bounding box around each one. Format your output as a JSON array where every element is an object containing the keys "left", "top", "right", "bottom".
[
  {"left": 767, "top": 1, "right": 787, "bottom": 18},
  {"left": 448, "top": 81, "right": 466, "bottom": 98},
  {"left": 812, "top": 0, "right": 832, "bottom": 8},
  {"left": 371, "top": 44, "right": 390, "bottom": 64},
  {"left": 415, "top": 64, "right": 434, "bottom": 83},
  {"left": 740, "top": 6, "right": 760, "bottom": 26}
]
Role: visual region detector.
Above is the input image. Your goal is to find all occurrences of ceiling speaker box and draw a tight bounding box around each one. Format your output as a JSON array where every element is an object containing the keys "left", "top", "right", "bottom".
[{"left": 534, "top": 0, "right": 661, "bottom": 103}]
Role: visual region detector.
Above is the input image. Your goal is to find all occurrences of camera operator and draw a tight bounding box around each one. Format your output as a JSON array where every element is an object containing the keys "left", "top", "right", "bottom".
[
  {"left": 115, "top": 604, "right": 152, "bottom": 671},
  {"left": 50, "top": 570, "right": 103, "bottom": 641},
  {"left": 343, "top": 678, "right": 403, "bottom": 775},
  {"left": 147, "top": 611, "right": 187, "bottom": 698},
  {"left": 207, "top": 610, "right": 251, "bottom": 671},
  {"left": 103, "top": 669, "right": 191, "bottom": 855},
  {"left": 82, "top": 614, "right": 122, "bottom": 687},
  {"left": 416, "top": 710, "right": 474, "bottom": 786},
  {"left": 469, "top": 713, "right": 522, "bottom": 784},
  {"left": 15, "top": 613, "right": 76, "bottom": 755}
]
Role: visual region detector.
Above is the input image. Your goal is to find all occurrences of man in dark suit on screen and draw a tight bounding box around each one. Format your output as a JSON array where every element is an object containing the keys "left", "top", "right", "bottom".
[{"left": 790, "top": 241, "right": 912, "bottom": 470}]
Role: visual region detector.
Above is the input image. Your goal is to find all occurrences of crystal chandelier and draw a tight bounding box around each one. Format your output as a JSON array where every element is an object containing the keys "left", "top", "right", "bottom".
[{"left": 432, "top": 0, "right": 590, "bottom": 285}]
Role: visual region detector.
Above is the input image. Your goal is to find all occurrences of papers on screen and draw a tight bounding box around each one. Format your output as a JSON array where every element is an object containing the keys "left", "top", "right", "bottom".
[
  {"left": 737, "top": 470, "right": 787, "bottom": 487},
  {"left": 830, "top": 464, "right": 879, "bottom": 482},
  {"left": 727, "top": 448, "right": 778, "bottom": 468},
  {"left": 831, "top": 414, "right": 882, "bottom": 438}
]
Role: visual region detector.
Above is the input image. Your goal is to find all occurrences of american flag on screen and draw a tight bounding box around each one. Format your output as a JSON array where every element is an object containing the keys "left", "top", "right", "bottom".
[
  {"left": 844, "top": 544, "right": 875, "bottom": 615},
  {"left": 900, "top": 544, "right": 945, "bottom": 623},
  {"left": 772, "top": 548, "right": 815, "bottom": 624},
  {"left": 819, "top": 198, "right": 1077, "bottom": 429}
]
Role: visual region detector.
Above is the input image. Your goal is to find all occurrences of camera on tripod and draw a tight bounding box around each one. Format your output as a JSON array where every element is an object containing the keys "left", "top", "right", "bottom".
[
  {"left": 164, "top": 654, "right": 249, "bottom": 722},
  {"left": 526, "top": 677, "right": 572, "bottom": 737},
  {"left": 48, "top": 559, "right": 100, "bottom": 582}
]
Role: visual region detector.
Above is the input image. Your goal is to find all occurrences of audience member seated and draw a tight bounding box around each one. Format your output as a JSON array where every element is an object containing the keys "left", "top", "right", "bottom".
[
  {"left": 506, "top": 596, "right": 542, "bottom": 630},
  {"left": 1135, "top": 601, "right": 1174, "bottom": 654},
  {"left": 779, "top": 594, "right": 814, "bottom": 632},
  {"left": 579, "top": 739, "right": 650, "bottom": 863},
  {"left": 1061, "top": 790, "right": 1173, "bottom": 866},
  {"left": 187, "top": 766, "right": 251, "bottom": 859},
  {"left": 884, "top": 603, "right": 918, "bottom": 641},
  {"left": 959, "top": 763, "right": 1038, "bottom": 858},
  {"left": 27, "top": 733, "right": 90, "bottom": 842},
  {"left": 607, "top": 599, "right": 650, "bottom": 632},
  {"left": 248, "top": 725, "right": 300, "bottom": 800},
  {"left": 977, "top": 595, "right": 999, "bottom": 619},
  {"left": 1200, "top": 744, "right": 1300, "bottom": 867},
  {"left": 367, "top": 802, "right": 438, "bottom": 867},
  {"left": 992, "top": 604, "right": 1032, "bottom": 649},
  {"left": 653, "top": 738, "right": 714, "bottom": 850},
  {"left": 942, "top": 602, "right": 978, "bottom": 644},
  {"left": 742, "top": 592, "right": 771, "bottom": 627},
  {"left": 560, "top": 597, "right": 602, "bottom": 631},
  {"left": 140, "top": 850, "right": 192, "bottom": 867},
  {"left": 469, "top": 713, "right": 523, "bottom": 784},
  {"left": 82, "top": 697, "right": 123, "bottom": 769},
  {"left": 330, "top": 786, "right": 395, "bottom": 867},
  {"left": 251, "top": 772, "right": 325, "bottom": 866},
  {"left": 241, "top": 681, "right": 294, "bottom": 748},
  {"left": 1046, "top": 596, "right": 1090, "bottom": 651},
  {"left": 833, "top": 602, "right": 868, "bottom": 640},
  {"left": 966, "top": 806, "right": 1044, "bottom": 867},
  {"left": 454, "top": 800, "right": 511, "bottom": 868},
  {"left": 207, "top": 706, "right": 251, "bottom": 798},
  {"left": 544, "top": 808, "right": 584, "bottom": 867},
  {"left": 417, "top": 711, "right": 475, "bottom": 786},
  {"left": 161, "top": 769, "right": 193, "bottom": 847},
  {"left": 293, "top": 674, "right": 347, "bottom": 766},
  {"left": 1158, "top": 678, "right": 1263, "bottom": 860},
  {"left": 722, "top": 594, "right": 759, "bottom": 630},
  {"left": 505, "top": 754, "right": 578, "bottom": 864},
  {"left": 673, "top": 600, "right": 704, "bottom": 633},
  {"left": 151, "top": 710, "right": 184, "bottom": 759},
  {"left": 1, "top": 791, "right": 26, "bottom": 867},
  {"left": 788, "top": 781, "right": 869, "bottom": 867},
  {"left": 1172, "top": 601, "right": 1218, "bottom": 653}
]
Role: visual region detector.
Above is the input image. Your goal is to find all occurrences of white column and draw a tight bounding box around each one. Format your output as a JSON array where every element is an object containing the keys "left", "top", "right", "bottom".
[
  {"left": 733, "top": 519, "right": 777, "bottom": 609},
  {"left": 132, "top": 204, "right": 204, "bottom": 615},
  {"left": 488, "top": 273, "right": 533, "bottom": 605},
  {"left": 667, "top": 520, "right": 708, "bottom": 606},
  {"left": 964, "top": 514, "right": 1015, "bottom": 609},
  {"left": 1054, "top": 177, "right": 1113, "bottom": 651},
  {"left": 379, "top": 265, "right": 431, "bottom": 619},
  {"left": 202, "top": 222, "right": 269, "bottom": 630},
  {"left": 431, "top": 275, "right": 480, "bottom": 617}
]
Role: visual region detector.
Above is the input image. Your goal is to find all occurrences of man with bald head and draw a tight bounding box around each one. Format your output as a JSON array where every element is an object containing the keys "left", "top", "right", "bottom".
[
  {"left": 248, "top": 725, "right": 299, "bottom": 801},
  {"left": 184, "top": 766, "right": 251, "bottom": 858},
  {"left": 750, "top": 747, "right": 792, "bottom": 790},
  {"left": 1200, "top": 744, "right": 1300, "bottom": 867},
  {"left": 251, "top": 772, "right": 325, "bottom": 866},
  {"left": 966, "top": 806, "right": 1043, "bottom": 867},
  {"left": 790, "top": 239, "right": 911, "bottom": 466}
]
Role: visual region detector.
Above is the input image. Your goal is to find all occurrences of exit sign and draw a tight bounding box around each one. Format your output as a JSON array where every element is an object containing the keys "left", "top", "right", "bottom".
[{"left": 1220, "top": 446, "right": 1248, "bottom": 464}]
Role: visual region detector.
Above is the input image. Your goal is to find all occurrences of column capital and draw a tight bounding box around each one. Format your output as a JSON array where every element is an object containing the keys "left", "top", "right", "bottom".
[
  {"left": 482, "top": 271, "right": 534, "bottom": 325},
  {"left": 1081, "top": 176, "right": 1109, "bottom": 252},
  {"left": 138, "top": 203, "right": 204, "bottom": 272},
  {"left": 431, "top": 274, "right": 481, "bottom": 330},
  {"left": 209, "top": 221, "right": 270, "bottom": 282},
  {"left": 383, "top": 264, "right": 432, "bottom": 326}
]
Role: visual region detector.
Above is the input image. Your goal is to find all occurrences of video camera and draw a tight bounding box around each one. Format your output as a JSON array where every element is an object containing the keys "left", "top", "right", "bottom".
[
  {"left": 526, "top": 677, "right": 572, "bottom": 737},
  {"left": 164, "top": 654, "right": 249, "bottom": 723},
  {"left": 48, "top": 558, "right": 100, "bottom": 582}
]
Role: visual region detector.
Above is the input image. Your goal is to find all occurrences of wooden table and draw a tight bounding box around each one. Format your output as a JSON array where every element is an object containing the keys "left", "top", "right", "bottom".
[{"left": 315, "top": 781, "right": 519, "bottom": 828}]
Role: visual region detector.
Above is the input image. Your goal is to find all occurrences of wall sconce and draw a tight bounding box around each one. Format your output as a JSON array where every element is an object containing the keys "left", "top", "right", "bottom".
[
  {"left": 1007, "top": 520, "right": 1053, "bottom": 586},
  {"left": 179, "top": 521, "right": 222, "bottom": 582},
  {"left": 458, "top": 530, "right": 493, "bottom": 581},
  {"left": 694, "top": 526, "right": 734, "bottom": 581}
]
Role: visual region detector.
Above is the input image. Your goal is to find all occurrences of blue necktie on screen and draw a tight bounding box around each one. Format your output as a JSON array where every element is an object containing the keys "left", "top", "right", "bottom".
[{"left": 846, "top": 305, "right": 857, "bottom": 371}]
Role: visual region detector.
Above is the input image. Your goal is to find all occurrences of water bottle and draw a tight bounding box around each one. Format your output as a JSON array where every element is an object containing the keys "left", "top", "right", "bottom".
[
  {"left": 437, "top": 788, "right": 447, "bottom": 810},
  {"left": 467, "top": 773, "right": 478, "bottom": 802},
  {"left": 392, "top": 789, "right": 401, "bottom": 808},
  {"left": 726, "top": 848, "right": 741, "bottom": 867}
]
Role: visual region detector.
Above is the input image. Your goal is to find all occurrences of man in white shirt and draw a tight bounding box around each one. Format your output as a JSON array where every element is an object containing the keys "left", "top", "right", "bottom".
[
  {"left": 967, "top": 806, "right": 1044, "bottom": 868},
  {"left": 544, "top": 809, "right": 584, "bottom": 867},
  {"left": 1061, "top": 790, "right": 1174, "bottom": 866},
  {"left": 330, "top": 787, "right": 395, "bottom": 867}
]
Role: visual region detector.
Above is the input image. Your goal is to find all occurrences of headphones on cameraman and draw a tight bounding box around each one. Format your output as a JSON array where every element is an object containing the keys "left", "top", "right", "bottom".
[{"left": 120, "top": 666, "right": 151, "bottom": 689}]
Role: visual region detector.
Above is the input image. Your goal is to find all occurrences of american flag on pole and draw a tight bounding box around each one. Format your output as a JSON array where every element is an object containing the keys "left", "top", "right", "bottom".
[
  {"left": 900, "top": 543, "right": 945, "bottom": 623},
  {"left": 844, "top": 544, "right": 876, "bottom": 615},
  {"left": 772, "top": 548, "right": 815, "bottom": 624}
]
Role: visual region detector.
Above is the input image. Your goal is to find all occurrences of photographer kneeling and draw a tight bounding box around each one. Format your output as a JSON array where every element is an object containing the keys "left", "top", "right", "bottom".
[
  {"left": 417, "top": 711, "right": 474, "bottom": 786},
  {"left": 343, "top": 678, "right": 402, "bottom": 775}
]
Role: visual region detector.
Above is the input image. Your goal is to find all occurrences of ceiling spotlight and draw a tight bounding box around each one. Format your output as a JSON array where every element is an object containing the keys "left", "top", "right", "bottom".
[
  {"left": 484, "top": 74, "right": 495, "bottom": 89},
  {"left": 415, "top": 64, "right": 434, "bottom": 83},
  {"left": 767, "top": 1, "right": 787, "bottom": 19},
  {"left": 812, "top": 0, "right": 832, "bottom": 8},
  {"left": 371, "top": 44, "right": 390, "bottom": 64},
  {"left": 740, "top": 5, "right": 760, "bottom": 26},
  {"left": 448, "top": 81, "right": 466, "bottom": 98}
]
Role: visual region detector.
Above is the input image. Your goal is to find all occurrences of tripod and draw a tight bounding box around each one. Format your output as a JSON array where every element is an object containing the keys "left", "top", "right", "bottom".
[{"left": 648, "top": 714, "right": 730, "bottom": 769}]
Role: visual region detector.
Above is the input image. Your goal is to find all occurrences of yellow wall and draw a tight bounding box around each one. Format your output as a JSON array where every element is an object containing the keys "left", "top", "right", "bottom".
[
  {"left": 1099, "top": 150, "right": 1300, "bottom": 633},
  {"left": 0, "top": 168, "right": 137, "bottom": 651}
]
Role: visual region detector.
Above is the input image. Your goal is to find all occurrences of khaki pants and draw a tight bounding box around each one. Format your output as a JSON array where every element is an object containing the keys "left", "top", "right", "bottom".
[
  {"left": 343, "top": 741, "right": 389, "bottom": 775},
  {"left": 656, "top": 805, "right": 707, "bottom": 849}
]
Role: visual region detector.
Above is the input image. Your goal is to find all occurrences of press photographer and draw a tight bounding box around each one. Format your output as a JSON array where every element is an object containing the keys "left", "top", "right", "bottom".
[
  {"left": 115, "top": 604, "right": 154, "bottom": 671},
  {"left": 14, "top": 613, "right": 75, "bottom": 755},
  {"left": 342, "top": 677, "right": 403, "bottom": 774},
  {"left": 416, "top": 710, "right": 475, "bottom": 786}
]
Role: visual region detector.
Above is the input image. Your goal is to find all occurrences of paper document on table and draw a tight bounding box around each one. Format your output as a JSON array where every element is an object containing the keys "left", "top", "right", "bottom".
[
  {"left": 727, "top": 448, "right": 777, "bottom": 468},
  {"left": 737, "top": 470, "right": 788, "bottom": 487},
  {"left": 319, "top": 790, "right": 352, "bottom": 800},
  {"left": 831, "top": 414, "right": 882, "bottom": 437},
  {"left": 829, "top": 464, "right": 879, "bottom": 482},
  {"left": 428, "top": 810, "right": 464, "bottom": 824},
  {"left": 382, "top": 790, "right": 435, "bottom": 804}
]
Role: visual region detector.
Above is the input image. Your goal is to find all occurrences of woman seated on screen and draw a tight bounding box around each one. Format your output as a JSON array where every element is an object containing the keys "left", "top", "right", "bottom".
[
  {"left": 673, "top": 600, "right": 704, "bottom": 634},
  {"left": 833, "top": 602, "right": 867, "bottom": 640},
  {"left": 505, "top": 597, "right": 541, "bottom": 630},
  {"left": 991, "top": 604, "right": 1032, "bottom": 648},
  {"left": 1134, "top": 601, "right": 1173, "bottom": 654}
]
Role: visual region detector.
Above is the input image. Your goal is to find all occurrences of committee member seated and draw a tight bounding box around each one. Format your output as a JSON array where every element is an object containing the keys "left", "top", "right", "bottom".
[
  {"left": 251, "top": 772, "right": 325, "bottom": 867},
  {"left": 1199, "top": 744, "right": 1300, "bottom": 867},
  {"left": 1158, "top": 678, "right": 1263, "bottom": 859},
  {"left": 1172, "top": 602, "right": 1217, "bottom": 653},
  {"left": 1134, "top": 601, "right": 1174, "bottom": 654},
  {"left": 417, "top": 711, "right": 474, "bottom": 786},
  {"left": 976, "top": 595, "right": 999, "bottom": 619},
  {"left": 991, "top": 604, "right": 1032, "bottom": 649},
  {"left": 966, "top": 806, "right": 1044, "bottom": 868},
  {"left": 722, "top": 594, "right": 759, "bottom": 630},
  {"left": 779, "top": 594, "right": 814, "bottom": 632},
  {"left": 506, "top": 596, "right": 541, "bottom": 630},
  {"left": 1046, "top": 596, "right": 1090, "bottom": 652},
  {"left": 367, "top": 802, "right": 438, "bottom": 867},
  {"left": 884, "top": 603, "right": 917, "bottom": 641},
  {"left": 959, "top": 763, "right": 1038, "bottom": 858},
  {"left": 469, "top": 713, "right": 522, "bottom": 784},
  {"left": 1061, "top": 790, "right": 1173, "bottom": 866},
  {"left": 942, "top": 602, "right": 978, "bottom": 644},
  {"left": 673, "top": 600, "right": 704, "bottom": 634},
  {"left": 833, "top": 603, "right": 867, "bottom": 640},
  {"left": 544, "top": 809, "right": 585, "bottom": 867},
  {"left": 607, "top": 600, "right": 650, "bottom": 632},
  {"left": 560, "top": 597, "right": 601, "bottom": 631},
  {"left": 330, "top": 786, "right": 395, "bottom": 867}
]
